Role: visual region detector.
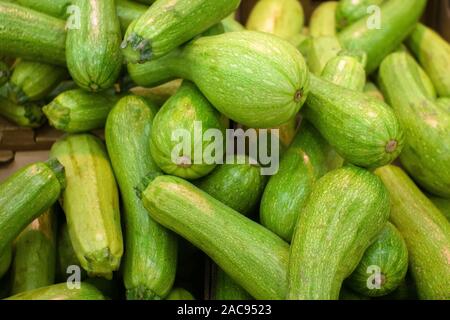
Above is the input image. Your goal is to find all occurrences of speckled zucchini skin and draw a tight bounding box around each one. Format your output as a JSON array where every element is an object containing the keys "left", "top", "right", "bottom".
[
  {"left": 429, "top": 196, "right": 450, "bottom": 221},
  {"left": 321, "top": 55, "right": 366, "bottom": 92},
  {"left": 5, "top": 283, "right": 105, "bottom": 300},
  {"left": 308, "top": 36, "right": 342, "bottom": 76},
  {"left": 309, "top": 1, "right": 338, "bottom": 37}
]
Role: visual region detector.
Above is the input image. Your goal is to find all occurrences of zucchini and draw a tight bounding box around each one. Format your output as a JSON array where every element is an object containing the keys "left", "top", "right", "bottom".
[
  {"left": 321, "top": 54, "right": 366, "bottom": 91},
  {"left": 0, "top": 60, "right": 10, "bottom": 87},
  {"left": 406, "top": 23, "right": 450, "bottom": 97},
  {"left": 166, "top": 288, "right": 195, "bottom": 300},
  {"left": 0, "top": 159, "right": 64, "bottom": 256},
  {"left": 122, "top": 0, "right": 240, "bottom": 63},
  {"left": 436, "top": 97, "right": 450, "bottom": 114},
  {"left": 66, "top": 0, "right": 122, "bottom": 92},
  {"left": 11, "top": 208, "right": 57, "bottom": 294},
  {"left": 309, "top": 1, "right": 338, "bottom": 37},
  {"left": 43, "top": 89, "right": 119, "bottom": 133},
  {"left": 50, "top": 134, "right": 123, "bottom": 279},
  {"left": 364, "top": 82, "right": 384, "bottom": 102},
  {"left": 57, "top": 222, "right": 87, "bottom": 281},
  {"left": 338, "top": 0, "right": 427, "bottom": 73},
  {"left": 150, "top": 81, "right": 223, "bottom": 179},
  {"left": 375, "top": 165, "right": 450, "bottom": 300},
  {"left": 336, "top": 0, "right": 384, "bottom": 30},
  {"left": 7, "top": 60, "right": 67, "bottom": 104},
  {"left": 222, "top": 13, "right": 245, "bottom": 33},
  {"left": 428, "top": 197, "right": 450, "bottom": 222},
  {"left": 130, "top": 79, "right": 182, "bottom": 107},
  {"left": 128, "top": 31, "right": 310, "bottom": 128},
  {"left": 246, "top": 0, "right": 304, "bottom": 40},
  {"left": 288, "top": 165, "right": 390, "bottom": 300},
  {"left": 105, "top": 95, "right": 177, "bottom": 300},
  {"left": 211, "top": 266, "right": 253, "bottom": 300},
  {"left": 196, "top": 155, "right": 266, "bottom": 216},
  {"left": 116, "top": 0, "right": 147, "bottom": 32},
  {"left": 142, "top": 175, "right": 289, "bottom": 300},
  {"left": 0, "top": 97, "right": 45, "bottom": 128},
  {"left": 308, "top": 36, "right": 342, "bottom": 76},
  {"left": 304, "top": 74, "right": 404, "bottom": 168},
  {"left": 378, "top": 52, "right": 450, "bottom": 197},
  {"left": 0, "top": 2, "right": 66, "bottom": 65},
  {"left": 260, "top": 122, "right": 332, "bottom": 242},
  {"left": 8, "top": 0, "right": 71, "bottom": 18},
  {"left": 346, "top": 222, "right": 408, "bottom": 297},
  {"left": 0, "top": 246, "right": 12, "bottom": 280},
  {"left": 5, "top": 283, "right": 105, "bottom": 300}
]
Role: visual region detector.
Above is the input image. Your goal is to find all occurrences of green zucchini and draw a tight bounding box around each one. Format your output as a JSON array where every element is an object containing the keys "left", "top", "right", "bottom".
[
  {"left": 406, "top": 23, "right": 450, "bottom": 97},
  {"left": 336, "top": 0, "right": 384, "bottom": 30},
  {"left": 150, "top": 81, "right": 223, "bottom": 179},
  {"left": 116, "top": 0, "right": 147, "bottom": 32},
  {"left": 378, "top": 52, "right": 450, "bottom": 197},
  {"left": 288, "top": 165, "right": 390, "bottom": 300},
  {"left": 7, "top": 0, "right": 71, "bottom": 18},
  {"left": 43, "top": 89, "right": 118, "bottom": 133},
  {"left": 309, "top": 1, "right": 338, "bottom": 37},
  {"left": 364, "top": 82, "right": 384, "bottom": 102},
  {"left": 130, "top": 79, "right": 182, "bottom": 107},
  {"left": 415, "top": 60, "right": 438, "bottom": 100},
  {"left": 166, "top": 288, "right": 195, "bottom": 300},
  {"left": 304, "top": 73, "right": 404, "bottom": 168},
  {"left": 142, "top": 175, "right": 289, "bottom": 300},
  {"left": 321, "top": 54, "right": 366, "bottom": 91},
  {"left": 0, "top": 97, "right": 45, "bottom": 128},
  {"left": 0, "top": 2, "right": 66, "bottom": 65},
  {"left": 105, "top": 95, "right": 177, "bottom": 300},
  {"left": 0, "top": 246, "right": 12, "bottom": 280},
  {"left": 308, "top": 36, "right": 342, "bottom": 76},
  {"left": 211, "top": 266, "right": 253, "bottom": 300},
  {"left": 196, "top": 155, "right": 266, "bottom": 216},
  {"left": 260, "top": 122, "right": 332, "bottom": 242},
  {"left": 346, "top": 222, "right": 408, "bottom": 297},
  {"left": 0, "top": 159, "right": 64, "bottom": 256},
  {"left": 338, "top": 0, "right": 427, "bottom": 73},
  {"left": 375, "top": 165, "right": 450, "bottom": 300},
  {"left": 222, "top": 13, "right": 245, "bottom": 33},
  {"left": 50, "top": 134, "right": 123, "bottom": 279},
  {"left": 135, "top": 0, "right": 155, "bottom": 4},
  {"left": 246, "top": 0, "right": 304, "bottom": 39},
  {"left": 122, "top": 0, "right": 240, "bottom": 63},
  {"left": 57, "top": 222, "right": 87, "bottom": 281},
  {"left": 5, "top": 283, "right": 105, "bottom": 300},
  {"left": 7, "top": 60, "right": 67, "bottom": 104},
  {"left": 0, "top": 60, "right": 10, "bottom": 87},
  {"left": 428, "top": 197, "right": 450, "bottom": 222},
  {"left": 128, "top": 31, "right": 310, "bottom": 128},
  {"left": 11, "top": 208, "right": 57, "bottom": 294},
  {"left": 436, "top": 97, "right": 450, "bottom": 114},
  {"left": 66, "top": 0, "right": 122, "bottom": 92}
]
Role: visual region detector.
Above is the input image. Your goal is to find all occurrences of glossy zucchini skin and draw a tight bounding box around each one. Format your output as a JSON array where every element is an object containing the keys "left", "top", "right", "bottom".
[
  {"left": 0, "top": 160, "right": 64, "bottom": 256},
  {"left": 0, "top": 2, "right": 66, "bottom": 65},
  {"left": 166, "top": 288, "right": 195, "bottom": 300},
  {"left": 0, "top": 96, "right": 45, "bottom": 128},
  {"left": 0, "top": 60, "right": 10, "bottom": 87},
  {"left": 378, "top": 52, "right": 450, "bottom": 197},
  {"left": 7, "top": 60, "right": 67, "bottom": 104},
  {"left": 43, "top": 89, "right": 118, "bottom": 133},
  {"left": 0, "top": 246, "right": 12, "bottom": 280},
  {"left": 196, "top": 155, "right": 266, "bottom": 216},
  {"left": 128, "top": 31, "right": 310, "bottom": 128},
  {"left": 428, "top": 197, "right": 450, "bottom": 221},
  {"left": 5, "top": 283, "right": 105, "bottom": 300},
  {"left": 105, "top": 95, "right": 177, "bottom": 300},
  {"left": 336, "top": 0, "right": 384, "bottom": 30},
  {"left": 309, "top": 1, "right": 338, "bottom": 37},
  {"left": 212, "top": 266, "right": 253, "bottom": 300},
  {"left": 142, "top": 175, "right": 290, "bottom": 300},
  {"left": 288, "top": 166, "right": 390, "bottom": 300},
  {"left": 338, "top": 0, "right": 427, "bottom": 73},
  {"left": 150, "top": 81, "right": 223, "bottom": 179},
  {"left": 321, "top": 55, "right": 366, "bottom": 92},
  {"left": 304, "top": 74, "right": 404, "bottom": 169},
  {"left": 50, "top": 134, "right": 123, "bottom": 279},
  {"left": 346, "top": 222, "right": 408, "bottom": 297},
  {"left": 407, "top": 23, "right": 450, "bottom": 97},
  {"left": 260, "top": 122, "right": 331, "bottom": 242},
  {"left": 11, "top": 208, "right": 57, "bottom": 294},
  {"left": 122, "top": 0, "right": 240, "bottom": 63},
  {"left": 375, "top": 165, "right": 450, "bottom": 300},
  {"left": 66, "top": 0, "right": 122, "bottom": 92}
]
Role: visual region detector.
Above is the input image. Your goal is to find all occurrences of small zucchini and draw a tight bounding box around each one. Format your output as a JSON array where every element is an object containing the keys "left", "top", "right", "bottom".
[
  {"left": 309, "top": 1, "right": 338, "bottom": 37},
  {"left": 166, "top": 288, "right": 195, "bottom": 300},
  {"left": 308, "top": 36, "right": 342, "bottom": 76},
  {"left": 0, "top": 97, "right": 45, "bottom": 128},
  {"left": 5, "top": 283, "right": 105, "bottom": 300},
  {"left": 211, "top": 266, "right": 253, "bottom": 300},
  {"left": 0, "top": 246, "right": 12, "bottom": 280},
  {"left": 321, "top": 54, "right": 366, "bottom": 92}
]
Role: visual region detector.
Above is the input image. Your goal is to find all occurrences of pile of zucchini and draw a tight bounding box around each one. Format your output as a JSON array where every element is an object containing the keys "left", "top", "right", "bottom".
[{"left": 0, "top": 0, "right": 449, "bottom": 301}]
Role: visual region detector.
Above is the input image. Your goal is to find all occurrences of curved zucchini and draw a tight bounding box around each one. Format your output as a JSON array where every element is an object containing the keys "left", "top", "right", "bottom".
[
  {"left": 50, "top": 134, "right": 123, "bottom": 279},
  {"left": 309, "top": 1, "right": 338, "bottom": 37},
  {"left": 122, "top": 0, "right": 240, "bottom": 63},
  {"left": 288, "top": 166, "right": 390, "bottom": 300},
  {"left": 321, "top": 54, "right": 366, "bottom": 91},
  {"left": 7, "top": 60, "right": 67, "bottom": 104},
  {"left": 0, "top": 246, "right": 12, "bottom": 280},
  {"left": 128, "top": 31, "right": 310, "bottom": 128},
  {"left": 11, "top": 208, "right": 57, "bottom": 294},
  {"left": 428, "top": 197, "right": 450, "bottom": 221},
  {"left": 142, "top": 175, "right": 289, "bottom": 300},
  {"left": 406, "top": 23, "right": 450, "bottom": 97},
  {"left": 166, "top": 288, "right": 195, "bottom": 300},
  {"left": 375, "top": 165, "right": 450, "bottom": 300},
  {"left": 378, "top": 52, "right": 450, "bottom": 197},
  {"left": 336, "top": 0, "right": 384, "bottom": 30},
  {"left": 211, "top": 266, "right": 253, "bottom": 300},
  {"left": 66, "top": 0, "right": 122, "bottom": 92},
  {"left": 0, "top": 2, "right": 66, "bottom": 65},
  {"left": 338, "top": 0, "right": 427, "bottom": 73},
  {"left": 43, "top": 89, "right": 118, "bottom": 133},
  {"left": 0, "top": 160, "right": 64, "bottom": 256},
  {"left": 105, "top": 95, "right": 177, "bottom": 300},
  {"left": 0, "top": 97, "right": 45, "bottom": 128},
  {"left": 0, "top": 60, "right": 10, "bottom": 87},
  {"left": 364, "top": 82, "right": 384, "bottom": 101},
  {"left": 346, "top": 222, "right": 408, "bottom": 297},
  {"left": 308, "top": 36, "right": 342, "bottom": 76},
  {"left": 5, "top": 283, "right": 105, "bottom": 300},
  {"left": 304, "top": 74, "right": 404, "bottom": 168}
]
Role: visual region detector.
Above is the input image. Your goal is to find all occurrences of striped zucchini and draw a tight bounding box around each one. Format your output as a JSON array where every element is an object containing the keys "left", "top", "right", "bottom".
[
  {"left": 66, "top": 0, "right": 122, "bottom": 92},
  {"left": 116, "top": 0, "right": 147, "bottom": 32},
  {"left": 0, "top": 246, "right": 12, "bottom": 280},
  {"left": 308, "top": 36, "right": 342, "bottom": 76},
  {"left": 5, "top": 283, "right": 105, "bottom": 300},
  {"left": 50, "top": 134, "right": 123, "bottom": 279},
  {"left": 321, "top": 54, "right": 366, "bottom": 92},
  {"left": 211, "top": 265, "right": 253, "bottom": 300},
  {"left": 166, "top": 288, "right": 195, "bottom": 300},
  {"left": 0, "top": 97, "right": 45, "bottom": 128},
  {"left": 309, "top": 1, "right": 338, "bottom": 37},
  {"left": 336, "top": 0, "right": 384, "bottom": 30},
  {"left": 105, "top": 95, "right": 177, "bottom": 300}
]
